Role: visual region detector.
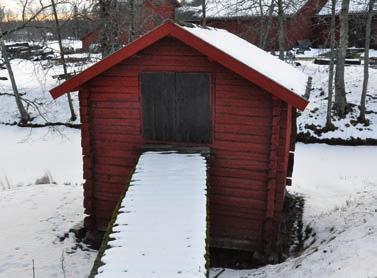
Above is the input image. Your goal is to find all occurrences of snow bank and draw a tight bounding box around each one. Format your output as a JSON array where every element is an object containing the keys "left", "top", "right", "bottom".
[{"left": 96, "top": 151, "right": 208, "bottom": 278}]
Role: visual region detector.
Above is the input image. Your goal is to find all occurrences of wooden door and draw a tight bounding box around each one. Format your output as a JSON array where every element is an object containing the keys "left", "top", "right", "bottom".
[{"left": 141, "top": 72, "right": 211, "bottom": 143}]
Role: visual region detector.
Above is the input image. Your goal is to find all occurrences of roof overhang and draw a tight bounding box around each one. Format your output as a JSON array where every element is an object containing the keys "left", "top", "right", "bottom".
[{"left": 50, "top": 21, "right": 309, "bottom": 111}]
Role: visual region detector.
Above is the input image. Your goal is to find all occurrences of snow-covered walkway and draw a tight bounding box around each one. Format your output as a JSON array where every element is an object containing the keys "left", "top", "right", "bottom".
[{"left": 96, "top": 151, "right": 209, "bottom": 278}]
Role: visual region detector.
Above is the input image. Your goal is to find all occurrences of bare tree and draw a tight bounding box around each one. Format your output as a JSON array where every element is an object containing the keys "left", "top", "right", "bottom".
[
  {"left": 98, "top": 0, "right": 113, "bottom": 57},
  {"left": 334, "top": 0, "right": 350, "bottom": 117},
  {"left": 277, "top": 0, "right": 285, "bottom": 60},
  {"left": 201, "top": 0, "right": 207, "bottom": 27},
  {"left": 1, "top": 43, "right": 30, "bottom": 124},
  {"left": 51, "top": 0, "right": 77, "bottom": 121},
  {"left": 259, "top": 0, "right": 276, "bottom": 50},
  {"left": 128, "top": 0, "right": 136, "bottom": 43},
  {"left": 326, "top": 0, "right": 336, "bottom": 128},
  {"left": 359, "top": 0, "right": 376, "bottom": 123},
  {"left": 0, "top": 2, "right": 52, "bottom": 40},
  {"left": 0, "top": 7, "right": 30, "bottom": 124}
]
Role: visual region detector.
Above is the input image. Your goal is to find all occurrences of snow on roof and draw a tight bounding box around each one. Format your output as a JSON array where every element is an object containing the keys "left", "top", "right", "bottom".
[
  {"left": 318, "top": 0, "right": 376, "bottom": 15},
  {"left": 177, "top": 0, "right": 307, "bottom": 19},
  {"left": 183, "top": 24, "right": 309, "bottom": 98},
  {"left": 96, "top": 151, "right": 208, "bottom": 278}
]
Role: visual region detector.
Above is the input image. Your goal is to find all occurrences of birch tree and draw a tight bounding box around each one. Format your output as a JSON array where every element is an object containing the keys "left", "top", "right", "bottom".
[
  {"left": 1, "top": 43, "right": 30, "bottom": 124},
  {"left": 359, "top": 0, "right": 376, "bottom": 123},
  {"left": 326, "top": 0, "right": 336, "bottom": 128},
  {"left": 334, "top": 0, "right": 350, "bottom": 117}
]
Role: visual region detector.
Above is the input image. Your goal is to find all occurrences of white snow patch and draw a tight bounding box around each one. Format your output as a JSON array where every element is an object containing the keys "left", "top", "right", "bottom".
[
  {"left": 0, "top": 125, "right": 83, "bottom": 189},
  {"left": 291, "top": 143, "right": 377, "bottom": 217},
  {"left": 0, "top": 184, "right": 96, "bottom": 278},
  {"left": 295, "top": 48, "right": 330, "bottom": 58},
  {"left": 96, "top": 151, "right": 208, "bottom": 278},
  {"left": 47, "top": 39, "right": 83, "bottom": 52}
]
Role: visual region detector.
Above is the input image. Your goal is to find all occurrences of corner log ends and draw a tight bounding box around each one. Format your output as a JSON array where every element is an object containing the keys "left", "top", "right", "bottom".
[{"left": 264, "top": 98, "right": 282, "bottom": 248}]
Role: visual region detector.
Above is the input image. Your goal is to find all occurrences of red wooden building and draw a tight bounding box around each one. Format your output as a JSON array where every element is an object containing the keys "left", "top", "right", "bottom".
[
  {"left": 83, "top": 0, "right": 377, "bottom": 52},
  {"left": 81, "top": 31, "right": 99, "bottom": 52},
  {"left": 51, "top": 21, "right": 309, "bottom": 251}
]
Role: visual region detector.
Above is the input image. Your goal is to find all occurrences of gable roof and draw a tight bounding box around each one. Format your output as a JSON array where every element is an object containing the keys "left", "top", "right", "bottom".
[{"left": 50, "top": 21, "right": 309, "bottom": 110}]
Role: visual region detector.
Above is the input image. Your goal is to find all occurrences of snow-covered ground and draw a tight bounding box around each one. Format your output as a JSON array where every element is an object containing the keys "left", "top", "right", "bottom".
[
  {"left": 0, "top": 184, "right": 96, "bottom": 278},
  {"left": 97, "top": 151, "right": 208, "bottom": 278},
  {"left": 295, "top": 48, "right": 330, "bottom": 59},
  {"left": 0, "top": 125, "right": 82, "bottom": 188},
  {"left": 1, "top": 126, "right": 377, "bottom": 277},
  {"left": 0, "top": 126, "right": 96, "bottom": 278},
  {"left": 0, "top": 40, "right": 99, "bottom": 125},
  {"left": 212, "top": 143, "right": 377, "bottom": 278},
  {"left": 297, "top": 55, "right": 377, "bottom": 141}
]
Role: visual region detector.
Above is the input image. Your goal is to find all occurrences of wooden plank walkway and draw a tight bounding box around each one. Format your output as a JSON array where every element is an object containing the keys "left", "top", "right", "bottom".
[{"left": 94, "top": 150, "right": 209, "bottom": 278}]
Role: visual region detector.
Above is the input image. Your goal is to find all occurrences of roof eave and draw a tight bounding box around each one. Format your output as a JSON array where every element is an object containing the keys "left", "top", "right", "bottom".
[{"left": 50, "top": 22, "right": 175, "bottom": 99}]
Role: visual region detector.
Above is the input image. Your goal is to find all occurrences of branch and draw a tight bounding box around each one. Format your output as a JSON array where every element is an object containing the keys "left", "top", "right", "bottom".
[{"left": 0, "top": 0, "right": 70, "bottom": 39}]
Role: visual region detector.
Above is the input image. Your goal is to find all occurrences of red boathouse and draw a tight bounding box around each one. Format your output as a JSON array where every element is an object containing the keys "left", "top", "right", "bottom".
[{"left": 50, "top": 21, "right": 309, "bottom": 252}]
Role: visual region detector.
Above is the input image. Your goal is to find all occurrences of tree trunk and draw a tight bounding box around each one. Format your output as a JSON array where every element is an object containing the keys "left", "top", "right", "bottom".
[
  {"left": 99, "top": 0, "right": 112, "bottom": 57},
  {"left": 128, "top": 0, "right": 136, "bottom": 43},
  {"left": 326, "top": 0, "right": 336, "bottom": 128},
  {"left": 201, "top": 0, "right": 207, "bottom": 27},
  {"left": 260, "top": 0, "right": 275, "bottom": 50},
  {"left": 334, "top": 0, "right": 350, "bottom": 117},
  {"left": 277, "top": 0, "right": 285, "bottom": 60},
  {"left": 359, "top": 0, "right": 376, "bottom": 122},
  {"left": 1, "top": 43, "right": 30, "bottom": 124},
  {"left": 258, "top": 0, "right": 265, "bottom": 47},
  {"left": 51, "top": 0, "right": 77, "bottom": 122}
]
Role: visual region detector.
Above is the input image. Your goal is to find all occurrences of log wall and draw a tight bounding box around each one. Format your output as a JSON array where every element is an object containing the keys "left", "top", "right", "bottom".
[{"left": 79, "top": 37, "right": 293, "bottom": 250}]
